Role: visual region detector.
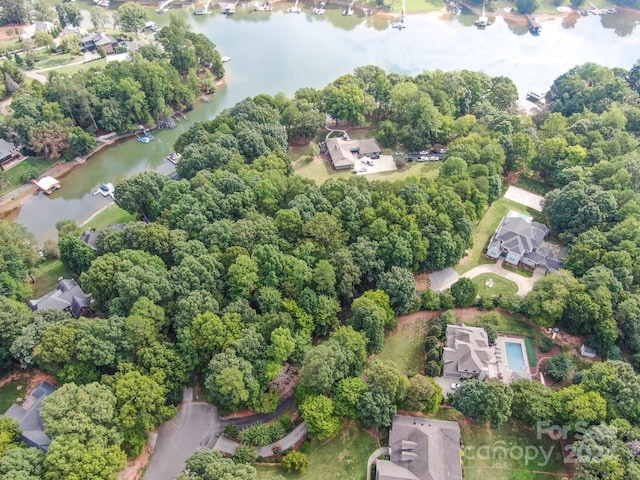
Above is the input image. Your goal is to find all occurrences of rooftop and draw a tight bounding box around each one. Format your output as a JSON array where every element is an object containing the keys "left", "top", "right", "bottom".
[
  {"left": 28, "top": 278, "right": 90, "bottom": 318},
  {"left": 3, "top": 381, "right": 56, "bottom": 451}
]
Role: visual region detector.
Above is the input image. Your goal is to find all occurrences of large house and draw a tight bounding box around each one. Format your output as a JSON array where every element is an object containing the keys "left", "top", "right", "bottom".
[
  {"left": 486, "top": 212, "right": 563, "bottom": 272},
  {"left": 28, "top": 278, "right": 91, "bottom": 318},
  {"left": 79, "top": 32, "right": 119, "bottom": 54},
  {"left": 373, "top": 415, "right": 463, "bottom": 480},
  {"left": 325, "top": 136, "right": 381, "bottom": 171},
  {"left": 3, "top": 382, "right": 56, "bottom": 451},
  {"left": 0, "top": 138, "right": 21, "bottom": 171},
  {"left": 443, "top": 325, "right": 496, "bottom": 380},
  {"left": 20, "top": 21, "right": 55, "bottom": 40},
  {"left": 80, "top": 223, "right": 126, "bottom": 251}
]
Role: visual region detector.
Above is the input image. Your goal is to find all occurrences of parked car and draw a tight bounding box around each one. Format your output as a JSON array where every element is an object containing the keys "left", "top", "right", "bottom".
[
  {"left": 451, "top": 382, "right": 461, "bottom": 390},
  {"left": 416, "top": 157, "right": 427, "bottom": 162},
  {"left": 371, "top": 153, "right": 380, "bottom": 159}
]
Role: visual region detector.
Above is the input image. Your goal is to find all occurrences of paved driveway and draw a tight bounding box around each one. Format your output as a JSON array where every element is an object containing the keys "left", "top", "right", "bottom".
[
  {"left": 143, "top": 392, "right": 221, "bottom": 480},
  {"left": 429, "top": 260, "right": 545, "bottom": 296},
  {"left": 503, "top": 186, "right": 544, "bottom": 212}
]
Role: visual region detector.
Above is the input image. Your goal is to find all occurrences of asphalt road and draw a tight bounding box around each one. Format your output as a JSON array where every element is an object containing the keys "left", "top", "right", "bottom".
[
  {"left": 143, "top": 393, "right": 295, "bottom": 480},
  {"left": 143, "top": 394, "right": 221, "bottom": 480}
]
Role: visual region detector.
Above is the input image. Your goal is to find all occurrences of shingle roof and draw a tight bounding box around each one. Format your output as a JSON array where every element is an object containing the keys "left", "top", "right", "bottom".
[
  {"left": 0, "top": 138, "right": 16, "bottom": 159},
  {"left": 3, "top": 382, "right": 56, "bottom": 451},
  {"left": 325, "top": 137, "right": 381, "bottom": 169},
  {"left": 443, "top": 325, "right": 494, "bottom": 375},
  {"left": 382, "top": 415, "right": 463, "bottom": 480},
  {"left": 28, "top": 279, "right": 90, "bottom": 318}
]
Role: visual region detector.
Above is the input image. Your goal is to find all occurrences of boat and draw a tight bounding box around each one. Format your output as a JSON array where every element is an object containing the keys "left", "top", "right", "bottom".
[
  {"left": 474, "top": 2, "right": 489, "bottom": 27},
  {"left": 391, "top": 21, "right": 406, "bottom": 29},
  {"left": 165, "top": 152, "right": 182, "bottom": 165},
  {"left": 137, "top": 129, "right": 154, "bottom": 143},
  {"left": 343, "top": 7, "right": 353, "bottom": 15},
  {"left": 222, "top": 56, "right": 231, "bottom": 63},
  {"left": 526, "top": 89, "right": 546, "bottom": 102},
  {"left": 138, "top": 136, "right": 151, "bottom": 144},
  {"left": 287, "top": 6, "right": 301, "bottom": 12},
  {"left": 312, "top": 6, "right": 325, "bottom": 14},
  {"left": 92, "top": 183, "right": 115, "bottom": 198},
  {"left": 156, "top": 7, "right": 169, "bottom": 13}
]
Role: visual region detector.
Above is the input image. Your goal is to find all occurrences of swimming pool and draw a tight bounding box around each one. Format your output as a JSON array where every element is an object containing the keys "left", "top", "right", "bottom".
[{"left": 505, "top": 342, "right": 528, "bottom": 372}]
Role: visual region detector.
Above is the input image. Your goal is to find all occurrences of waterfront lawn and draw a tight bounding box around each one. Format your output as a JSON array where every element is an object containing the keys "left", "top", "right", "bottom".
[
  {"left": 434, "top": 408, "right": 566, "bottom": 480},
  {"left": 376, "top": 321, "right": 428, "bottom": 375},
  {"left": 0, "top": 157, "right": 52, "bottom": 195},
  {"left": 455, "top": 196, "right": 542, "bottom": 274},
  {"left": 402, "top": 0, "right": 445, "bottom": 12},
  {"left": 32, "top": 260, "right": 73, "bottom": 298},
  {"left": 84, "top": 204, "right": 134, "bottom": 230},
  {"left": 472, "top": 273, "right": 518, "bottom": 297},
  {"left": 56, "top": 58, "right": 108, "bottom": 75},
  {"left": 0, "top": 376, "right": 30, "bottom": 413},
  {"left": 256, "top": 422, "right": 379, "bottom": 480},
  {"left": 32, "top": 52, "right": 84, "bottom": 70}
]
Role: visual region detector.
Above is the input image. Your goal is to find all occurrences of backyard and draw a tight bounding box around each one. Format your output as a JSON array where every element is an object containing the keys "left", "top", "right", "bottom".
[
  {"left": 256, "top": 422, "right": 379, "bottom": 480},
  {"left": 83, "top": 204, "right": 133, "bottom": 230},
  {"left": 435, "top": 408, "right": 568, "bottom": 480},
  {"left": 0, "top": 375, "right": 30, "bottom": 413},
  {"left": 32, "top": 259, "right": 72, "bottom": 298},
  {"left": 0, "top": 157, "right": 52, "bottom": 195},
  {"left": 455, "top": 196, "right": 544, "bottom": 275}
]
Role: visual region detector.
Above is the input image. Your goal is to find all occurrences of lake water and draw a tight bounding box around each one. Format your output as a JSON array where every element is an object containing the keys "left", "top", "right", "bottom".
[{"left": 9, "top": 4, "right": 640, "bottom": 243}]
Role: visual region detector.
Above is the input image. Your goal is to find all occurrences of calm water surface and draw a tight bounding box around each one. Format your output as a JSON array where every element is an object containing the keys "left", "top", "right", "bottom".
[{"left": 11, "top": 5, "right": 640, "bottom": 243}]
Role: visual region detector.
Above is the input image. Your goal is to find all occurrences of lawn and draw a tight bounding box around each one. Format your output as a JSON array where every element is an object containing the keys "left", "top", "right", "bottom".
[
  {"left": 32, "top": 259, "right": 73, "bottom": 298},
  {"left": 515, "top": 175, "right": 550, "bottom": 196},
  {"left": 434, "top": 408, "right": 567, "bottom": 480},
  {"left": 55, "top": 58, "right": 108, "bottom": 75},
  {"left": 0, "top": 376, "right": 30, "bottom": 413},
  {"left": 455, "top": 196, "right": 544, "bottom": 275},
  {"left": 376, "top": 321, "right": 428, "bottom": 375},
  {"left": 256, "top": 422, "right": 379, "bottom": 480},
  {"left": 33, "top": 52, "right": 84, "bottom": 70},
  {"left": 472, "top": 273, "right": 518, "bottom": 297},
  {"left": 462, "top": 310, "right": 546, "bottom": 344},
  {"left": 402, "top": 0, "right": 445, "bottom": 12},
  {"left": 0, "top": 157, "right": 52, "bottom": 195},
  {"left": 83, "top": 204, "right": 134, "bottom": 230}
]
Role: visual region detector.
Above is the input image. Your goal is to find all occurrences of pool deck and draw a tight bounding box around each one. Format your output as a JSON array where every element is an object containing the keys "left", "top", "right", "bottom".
[{"left": 495, "top": 336, "right": 531, "bottom": 383}]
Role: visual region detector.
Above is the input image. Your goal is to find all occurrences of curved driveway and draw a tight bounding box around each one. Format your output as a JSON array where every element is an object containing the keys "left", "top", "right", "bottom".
[{"left": 431, "top": 260, "right": 545, "bottom": 296}]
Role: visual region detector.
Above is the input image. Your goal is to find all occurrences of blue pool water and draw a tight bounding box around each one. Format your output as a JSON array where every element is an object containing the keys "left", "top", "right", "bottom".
[{"left": 505, "top": 342, "right": 528, "bottom": 372}]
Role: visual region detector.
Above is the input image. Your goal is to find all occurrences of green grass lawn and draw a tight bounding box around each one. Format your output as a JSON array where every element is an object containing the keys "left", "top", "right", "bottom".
[
  {"left": 83, "top": 204, "right": 134, "bottom": 230},
  {"left": 376, "top": 322, "right": 428, "bottom": 375},
  {"left": 402, "top": 0, "right": 445, "bottom": 12},
  {"left": 0, "top": 157, "right": 52, "bottom": 195},
  {"left": 33, "top": 52, "right": 84, "bottom": 70},
  {"left": 434, "top": 408, "right": 567, "bottom": 480},
  {"left": 472, "top": 273, "right": 518, "bottom": 297},
  {"left": 55, "top": 58, "right": 108, "bottom": 75},
  {"left": 32, "top": 259, "right": 73, "bottom": 298},
  {"left": 256, "top": 423, "right": 379, "bottom": 480},
  {"left": 0, "top": 376, "right": 30, "bottom": 413},
  {"left": 515, "top": 175, "right": 550, "bottom": 196},
  {"left": 462, "top": 311, "right": 546, "bottom": 344},
  {"left": 455, "top": 197, "right": 543, "bottom": 275}
]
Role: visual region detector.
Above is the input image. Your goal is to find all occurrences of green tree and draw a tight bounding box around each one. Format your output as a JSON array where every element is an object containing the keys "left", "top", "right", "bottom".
[
  {"left": 334, "top": 377, "right": 370, "bottom": 420},
  {"left": 116, "top": 2, "right": 149, "bottom": 33},
  {"left": 451, "top": 379, "right": 513, "bottom": 428},
  {"left": 515, "top": 0, "right": 539, "bottom": 13},
  {"left": 378, "top": 266, "right": 416, "bottom": 315},
  {"left": 450, "top": 277, "right": 478, "bottom": 307},
  {"left": 0, "top": 417, "right": 20, "bottom": 456},
  {"left": 180, "top": 450, "right": 257, "bottom": 480},
  {"left": 544, "top": 353, "right": 574, "bottom": 381},
  {"left": 114, "top": 172, "right": 169, "bottom": 220},
  {"left": 357, "top": 386, "right": 397, "bottom": 429},
  {"left": 0, "top": 447, "right": 45, "bottom": 478},
  {"left": 300, "top": 395, "right": 341, "bottom": 440},
  {"left": 404, "top": 374, "right": 443, "bottom": 413},
  {"left": 281, "top": 451, "right": 308, "bottom": 473},
  {"left": 58, "top": 235, "right": 97, "bottom": 274}
]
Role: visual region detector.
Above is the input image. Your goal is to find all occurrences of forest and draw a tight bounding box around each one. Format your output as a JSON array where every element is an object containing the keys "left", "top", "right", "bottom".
[{"left": 0, "top": 59, "right": 639, "bottom": 479}]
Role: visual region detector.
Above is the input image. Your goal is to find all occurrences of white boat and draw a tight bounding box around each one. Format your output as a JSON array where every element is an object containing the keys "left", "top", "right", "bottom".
[
  {"left": 222, "top": 56, "right": 231, "bottom": 63},
  {"left": 287, "top": 6, "right": 301, "bottom": 13},
  {"left": 92, "top": 183, "right": 114, "bottom": 198},
  {"left": 526, "top": 89, "right": 546, "bottom": 102}
]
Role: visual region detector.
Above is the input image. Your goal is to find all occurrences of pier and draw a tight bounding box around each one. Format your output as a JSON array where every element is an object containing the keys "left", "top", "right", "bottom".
[
  {"left": 343, "top": 0, "right": 355, "bottom": 16},
  {"left": 222, "top": 0, "right": 240, "bottom": 15},
  {"left": 525, "top": 14, "right": 541, "bottom": 35},
  {"left": 287, "top": 0, "right": 301, "bottom": 13},
  {"left": 155, "top": 0, "right": 174, "bottom": 13},
  {"left": 194, "top": 0, "right": 212, "bottom": 14}
]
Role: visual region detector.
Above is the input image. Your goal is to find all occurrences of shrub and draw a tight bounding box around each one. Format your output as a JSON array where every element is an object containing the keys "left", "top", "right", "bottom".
[
  {"left": 232, "top": 445, "right": 257, "bottom": 464},
  {"left": 538, "top": 337, "right": 554, "bottom": 353},
  {"left": 424, "top": 335, "right": 439, "bottom": 352},
  {"left": 439, "top": 291, "right": 455, "bottom": 310},
  {"left": 483, "top": 323, "right": 497, "bottom": 344},
  {"left": 278, "top": 415, "right": 293, "bottom": 433},
  {"left": 426, "top": 348, "right": 441, "bottom": 363},
  {"left": 545, "top": 353, "right": 574, "bottom": 381},
  {"left": 241, "top": 423, "right": 272, "bottom": 446},
  {"left": 482, "top": 312, "right": 500, "bottom": 325},
  {"left": 282, "top": 451, "right": 308, "bottom": 474},
  {"left": 427, "top": 325, "right": 441, "bottom": 338},
  {"left": 223, "top": 424, "right": 240, "bottom": 441},
  {"left": 421, "top": 289, "right": 441, "bottom": 310},
  {"left": 425, "top": 360, "right": 441, "bottom": 377},
  {"left": 42, "top": 239, "right": 59, "bottom": 260},
  {"left": 299, "top": 439, "right": 311, "bottom": 454},
  {"left": 269, "top": 422, "right": 287, "bottom": 442}
]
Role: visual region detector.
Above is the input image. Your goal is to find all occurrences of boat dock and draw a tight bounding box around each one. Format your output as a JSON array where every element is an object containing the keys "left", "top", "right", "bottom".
[
  {"left": 165, "top": 153, "right": 182, "bottom": 165},
  {"left": 525, "top": 14, "right": 541, "bottom": 35},
  {"left": 222, "top": 0, "right": 240, "bottom": 15},
  {"left": 155, "top": 0, "right": 174, "bottom": 13},
  {"left": 253, "top": 1, "right": 272, "bottom": 11},
  {"left": 194, "top": 0, "right": 212, "bottom": 14},
  {"left": 343, "top": 0, "right": 355, "bottom": 15},
  {"left": 287, "top": 0, "right": 301, "bottom": 13}
]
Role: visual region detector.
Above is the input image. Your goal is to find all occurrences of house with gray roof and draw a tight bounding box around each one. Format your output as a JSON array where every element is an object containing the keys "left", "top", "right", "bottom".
[
  {"left": 3, "top": 382, "right": 56, "bottom": 451},
  {"left": 325, "top": 136, "right": 381, "bottom": 170},
  {"left": 486, "top": 212, "right": 563, "bottom": 272},
  {"left": 28, "top": 278, "right": 91, "bottom": 318},
  {"left": 80, "top": 223, "right": 126, "bottom": 251},
  {"left": 442, "top": 325, "right": 496, "bottom": 380},
  {"left": 374, "top": 415, "right": 463, "bottom": 480}
]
